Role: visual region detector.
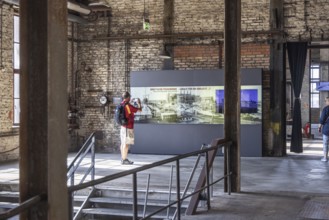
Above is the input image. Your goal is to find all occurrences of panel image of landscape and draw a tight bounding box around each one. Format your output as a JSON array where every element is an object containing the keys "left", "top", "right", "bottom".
[
  {"left": 131, "top": 86, "right": 223, "bottom": 124},
  {"left": 131, "top": 85, "right": 261, "bottom": 125},
  {"left": 216, "top": 86, "right": 262, "bottom": 124}
]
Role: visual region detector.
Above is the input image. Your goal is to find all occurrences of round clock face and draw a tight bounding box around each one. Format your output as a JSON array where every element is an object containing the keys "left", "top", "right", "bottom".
[{"left": 99, "top": 96, "right": 108, "bottom": 105}]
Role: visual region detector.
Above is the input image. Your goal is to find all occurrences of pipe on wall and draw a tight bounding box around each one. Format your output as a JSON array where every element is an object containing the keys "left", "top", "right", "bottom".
[{"left": 68, "top": 13, "right": 88, "bottom": 24}]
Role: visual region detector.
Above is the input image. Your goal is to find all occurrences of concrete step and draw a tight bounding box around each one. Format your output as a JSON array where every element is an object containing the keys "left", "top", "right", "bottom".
[
  {"left": 89, "top": 196, "right": 189, "bottom": 208},
  {"left": 0, "top": 201, "right": 18, "bottom": 209},
  {"left": 0, "top": 183, "right": 19, "bottom": 192},
  {"left": 0, "top": 191, "right": 19, "bottom": 203},
  {"left": 81, "top": 207, "right": 175, "bottom": 219},
  {"left": 95, "top": 186, "right": 191, "bottom": 201}
]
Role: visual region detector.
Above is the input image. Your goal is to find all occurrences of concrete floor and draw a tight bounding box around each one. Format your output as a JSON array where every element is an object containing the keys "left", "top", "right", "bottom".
[{"left": 1, "top": 139, "right": 329, "bottom": 219}]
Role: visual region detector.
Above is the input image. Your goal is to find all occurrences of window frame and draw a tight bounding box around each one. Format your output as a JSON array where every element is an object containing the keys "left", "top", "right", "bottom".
[
  {"left": 13, "top": 15, "right": 20, "bottom": 126},
  {"left": 310, "top": 65, "right": 320, "bottom": 108}
]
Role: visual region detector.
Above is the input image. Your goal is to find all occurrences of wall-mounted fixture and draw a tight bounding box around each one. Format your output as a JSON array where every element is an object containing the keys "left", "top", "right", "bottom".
[
  {"left": 67, "top": 1, "right": 91, "bottom": 15},
  {"left": 89, "top": 2, "right": 110, "bottom": 8},
  {"left": 99, "top": 93, "right": 108, "bottom": 105}
]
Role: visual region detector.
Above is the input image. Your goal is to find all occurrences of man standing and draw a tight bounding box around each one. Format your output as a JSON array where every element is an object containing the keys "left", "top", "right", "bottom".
[
  {"left": 318, "top": 97, "right": 329, "bottom": 162},
  {"left": 120, "top": 91, "right": 142, "bottom": 165}
]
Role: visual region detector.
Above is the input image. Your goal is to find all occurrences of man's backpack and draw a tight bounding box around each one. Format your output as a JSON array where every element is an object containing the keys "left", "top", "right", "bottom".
[{"left": 114, "top": 103, "right": 128, "bottom": 126}]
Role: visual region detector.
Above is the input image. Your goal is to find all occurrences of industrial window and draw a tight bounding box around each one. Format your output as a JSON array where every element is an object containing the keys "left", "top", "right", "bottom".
[
  {"left": 310, "top": 64, "right": 320, "bottom": 108},
  {"left": 13, "top": 15, "right": 20, "bottom": 125}
]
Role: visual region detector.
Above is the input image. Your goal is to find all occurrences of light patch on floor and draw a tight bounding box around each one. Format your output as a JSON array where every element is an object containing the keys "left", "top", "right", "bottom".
[
  {"left": 306, "top": 174, "right": 324, "bottom": 179},
  {"left": 307, "top": 168, "right": 327, "bottom": 179},
  {"left": 299, "top": 200, "right": 329, "bottom": 219},
  {"left": 311, "top": 169, "right": 327, "bottom": 173}
]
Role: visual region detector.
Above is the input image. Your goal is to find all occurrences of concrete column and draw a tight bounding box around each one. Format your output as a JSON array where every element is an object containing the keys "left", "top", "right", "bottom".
[
  {"left": 224, "top": 0, "right": 241, "bottom": 192},
  {"left": 19, "top": 0, "right": 68, "bottom": 219}
]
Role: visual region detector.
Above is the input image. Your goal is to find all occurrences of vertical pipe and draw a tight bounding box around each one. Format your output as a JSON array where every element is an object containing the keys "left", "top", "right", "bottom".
[
  {"left": 107, "top": 15, "right": 111, "bottom": 92},
  {"left": 143, "top": 174, "right": 151, "bottom": 218},
  {"left": 227, "top": 144, "right": 231, "bottom": 195},
  {"left": 91, "top": 136, "right": 95, "bottom": 181},
  {"left": 176, "top": 160, "right": 181, "bottom": 220},
  {"left": 0, "top": 4, "right": 3, "bottom": 68},
  {"left": 166, "top": 165, "right": 174, "bottom": 219},
  {"left": 205, "top": 151, "right": 211, "bottom": 209},
  {"left": 124, "top": 39, "right": 129, "bottom": 91},
  {"left": 71, "top": 22, "right": 75, "bottom": 98},
  {"left": 70, "top": 169, "right": 75, "bottom": 186},
  {"left": 174, "top": 154, "right": 202, "bottom": 219},
  {"left": 210, "top": 165, "right": 214, "bottom": 198},
  {"left": 133, "top": 173, "right": 138, "bottom": 220}
]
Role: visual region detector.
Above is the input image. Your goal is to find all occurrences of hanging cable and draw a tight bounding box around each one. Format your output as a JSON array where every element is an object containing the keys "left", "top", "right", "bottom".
[
  {"left": 143, "top": 0, "right": 145, "bottom": 17},
  {"left": 0, "top": 3, "right": 3, "bottom": 68},
  {"left": 124, "top": 39, "right": 130, "bottom": 90},
  {"left": 71, "top": 22, "right": 75, "bottom": 99}
]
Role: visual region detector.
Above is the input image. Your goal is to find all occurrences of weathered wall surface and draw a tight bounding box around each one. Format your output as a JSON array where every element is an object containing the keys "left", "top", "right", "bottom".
[
  {"left": 0, "top": 5, "right": 19, "bottom": 161},
  {"left": 74, "top": 0, "right": 272, "bottom": 153},
  {"left": 1, "top": 0, "right": 329, "bottom": 160}
]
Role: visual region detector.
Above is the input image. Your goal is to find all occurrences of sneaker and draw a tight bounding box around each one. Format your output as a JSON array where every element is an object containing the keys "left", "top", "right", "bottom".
[
  {"left": 321, "top": 157, "right": 328, "bottom": 162},
  {"left": 121, "top": 159, "right": 134, "bottom": 165}
]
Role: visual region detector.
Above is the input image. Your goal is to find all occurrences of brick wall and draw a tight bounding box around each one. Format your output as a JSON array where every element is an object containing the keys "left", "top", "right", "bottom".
[
  {"left": 174, "top": 45, "right": 221, "bottom": 69},
  {"left": 74, "top": 0, "right": 273, "bottom": 153},
  {"left": 1, "top": 0, "right": 329, "bottom": 157},
  {"left": 0, "top": 133, "right": 19, "bottom": 161},
  {"left": 284, "top": 0, "right": 329, "bottom": 41},
  {"left": 241, "top": 43, "right": 270, "bottom": 68}
]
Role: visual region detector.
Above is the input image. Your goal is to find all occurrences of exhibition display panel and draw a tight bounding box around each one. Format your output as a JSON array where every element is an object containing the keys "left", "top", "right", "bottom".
[{"left": 130, "top": 69, "right": 262, "bottom": 156}]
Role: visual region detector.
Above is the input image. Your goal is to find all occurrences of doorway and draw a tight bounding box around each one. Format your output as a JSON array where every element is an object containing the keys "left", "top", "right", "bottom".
[{"left": 286, "top": 42, "right": 329, "bottom": 156}]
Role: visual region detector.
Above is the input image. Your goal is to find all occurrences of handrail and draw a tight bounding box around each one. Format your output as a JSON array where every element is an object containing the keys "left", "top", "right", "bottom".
[
  {"left": 67, "top": 132, "right": 95, "bottom": 186},
  {"left": 0, "top": 138, "right": 230, "bottom": 220},
  {"left": 0, "top": 193, "right": 47, "bottom": 220},
  {"left": 69, "top": 138, "right": 230, "bottom": 192},
  {"left": 0, "top": 133, "right": 96, "bottom": 220},
  {"left": 68, "top": 138, "right": 232, "bottom": 220},
  {"left": 67, "top": 132, "right": 95, "bottom": 171},
  {"left": 67, "top": 132, "right": 96, "bottom": 219}
]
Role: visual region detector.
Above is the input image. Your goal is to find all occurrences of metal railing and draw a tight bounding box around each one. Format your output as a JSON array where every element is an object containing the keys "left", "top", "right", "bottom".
[
  {"left": 0, "top": 194, "right": 47, "bottom": 219},
  {"left": 67, "top": 132, "right": 96, "bottom": 186},
  {"left": 69, "top": 138, "right": 232, "bottom": 220},
  {"left": 0, "top": 137, "right": 231, "bottom": 220},
  {"left": 0, "top": 132, "right": 96, "bottom": 220},
  {"left": 67, "top": 132, "right": 96, "bottom": 220}
]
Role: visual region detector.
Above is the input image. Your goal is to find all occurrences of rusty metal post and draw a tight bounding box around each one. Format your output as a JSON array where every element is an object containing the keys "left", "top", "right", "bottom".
[
  {"left": 19, "top": 0, "right": 68, "bottom": 219},
  {"left": 224, "top": 0, "right": 241, "bottom": 193}
]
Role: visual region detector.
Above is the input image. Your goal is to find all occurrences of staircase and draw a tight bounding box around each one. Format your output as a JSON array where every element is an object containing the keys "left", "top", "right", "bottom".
[
  {"left": 0, "top": 136, "right": 228, "bottom": 219},
  {"left": 0, "top": 186, "right": 191, "bottom": 220},
  {"left": 74, "top": 186, "right": 190, "bottom": 220},
  {"left": 0, "top": 191, "right": 19, "bottom": 213}
]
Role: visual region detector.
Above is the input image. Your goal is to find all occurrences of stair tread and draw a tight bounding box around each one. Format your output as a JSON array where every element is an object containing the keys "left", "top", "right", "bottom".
[
  {"left": 0, "top": 201, "right": 19, "bottom": 208},
  {"left": 95, "top": 185, "right": 184, "bottom": 194},
  {"left": 89, "top": 196, "right": 189, "bottom": 207},
  {"left": 82, "top": 207, "right": 171, "bottom": 218},
  {"left": 0, "top": 191, "right": 19, "bottom": 197}
]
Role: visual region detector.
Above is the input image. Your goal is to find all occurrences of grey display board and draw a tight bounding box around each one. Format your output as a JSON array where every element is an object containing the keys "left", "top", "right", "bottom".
[{"left": 130, "top": 69, "right": 262, "bottom": 157}]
